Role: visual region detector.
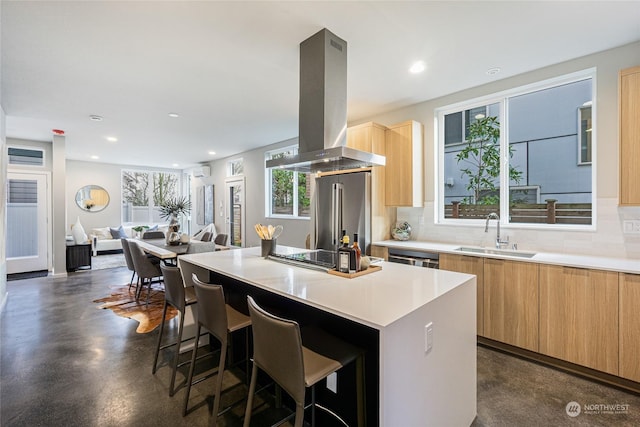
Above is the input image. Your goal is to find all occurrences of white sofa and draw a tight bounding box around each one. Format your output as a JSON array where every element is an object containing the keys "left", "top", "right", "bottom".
[
  {"left": 89, "top": 226, "right": 135, "bottom": 256},
  {"left": 90, "top": 224, "right": 211, "bottom": 256}
]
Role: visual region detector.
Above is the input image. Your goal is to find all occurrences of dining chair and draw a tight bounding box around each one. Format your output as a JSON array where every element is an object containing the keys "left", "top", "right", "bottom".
[
  {"left": 200, "top": 231, "right": 213, "bottom": 242},
  {"left": 243, "top": 296, "right": 365, "bottom": 427},
  {"left": 214, "top": 233, "right": 228, "bottom": 246},
  {"left": 183, "top": 274, "right": 252, "bottom": 423},
  {"left": 153, "top": 265, "right": 198, "bottom": 396},
  {"left": 120, "top": 238, "right": 137, "bottom": 291},
  {"left": 142, "top": 230, "right": 165, "bottom": 239},
  {"left": 128, "top": 240, "right": 163, "bottom": 306}
]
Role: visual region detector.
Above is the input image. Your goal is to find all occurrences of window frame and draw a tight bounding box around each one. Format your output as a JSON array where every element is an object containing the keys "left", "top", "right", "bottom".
[
  {"left": 264, "top": 146, "right": 310, "bottom": 220},
  {"left": 435, "top": 68, "right": 597, "bottom": 231},
  {"left": 228, "top": 158, "right": 244, "bottom": 177}
]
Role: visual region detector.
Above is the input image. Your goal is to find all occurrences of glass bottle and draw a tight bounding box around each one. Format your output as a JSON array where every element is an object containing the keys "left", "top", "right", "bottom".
[{"left": 352, "top": 233, "right": 361, "bottom": 271}]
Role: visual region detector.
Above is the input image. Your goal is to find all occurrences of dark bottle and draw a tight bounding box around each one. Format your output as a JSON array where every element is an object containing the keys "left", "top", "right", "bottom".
[
  {"left": 338, "top": 234, "right": 354, "bottom": 273},
  {"left": 352, "top": 233, "right": 362, "bottom": 271}
]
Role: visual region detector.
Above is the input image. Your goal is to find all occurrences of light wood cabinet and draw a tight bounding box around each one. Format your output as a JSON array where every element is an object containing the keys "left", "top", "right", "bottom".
[
  {"left": 619, "top": 66, "right": 640, "bottom": 205},
  {"left": 619, "top": 273, "right": 640, "bottom": 382},
  {"left": 384, "top": 120, "right": 423, "bottom": 207},
  {"left": 346, "top": 122, "right": 396, "bottom": 243},
  {"left": 539, "top": 265, "right": 619, "bottom": 375},
  {"left": 440, "top": 253, "right": 484, "bottom": 336},
  {"left": 483, "top": 259, "right": 539, "bottom": 351}
]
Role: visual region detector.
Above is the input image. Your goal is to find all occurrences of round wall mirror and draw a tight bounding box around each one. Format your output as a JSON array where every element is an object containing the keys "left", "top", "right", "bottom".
[{"left": 75, "top": 185, "right": 110, "bottom": 212}]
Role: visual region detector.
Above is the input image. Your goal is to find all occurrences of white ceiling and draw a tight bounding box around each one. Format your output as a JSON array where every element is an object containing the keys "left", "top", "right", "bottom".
[{"left": 2, "top": 1, "right": 639, "bottom": 169}]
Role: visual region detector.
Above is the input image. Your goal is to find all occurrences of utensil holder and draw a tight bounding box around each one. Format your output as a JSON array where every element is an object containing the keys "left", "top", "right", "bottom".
[{"left": 261, "top": 239, "right": 276, "bottom": 258}]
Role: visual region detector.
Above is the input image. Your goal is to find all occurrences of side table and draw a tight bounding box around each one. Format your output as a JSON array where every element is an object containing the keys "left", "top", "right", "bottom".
[{"left": 66, "top": 242, "right": 92, "bottom": 272}]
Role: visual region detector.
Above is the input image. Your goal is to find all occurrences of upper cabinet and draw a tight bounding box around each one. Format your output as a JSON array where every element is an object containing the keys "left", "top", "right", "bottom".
[
  {"left": 619, "top": 66, "right": 640, "bottom": 205},
  {"left": 347, "top": 122, "right": 396, "bottom": 242},
  {"left": 384, "top": 120, "right": 424, "bottom": 207},
  {"left": 346, "top": 121, "right": 386, "bottom": 155}
]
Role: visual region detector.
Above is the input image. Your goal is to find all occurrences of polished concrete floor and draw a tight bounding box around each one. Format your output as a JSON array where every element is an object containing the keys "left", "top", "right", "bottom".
[{"left": 2, "top": 265, "right": 640, "bottom": 426}]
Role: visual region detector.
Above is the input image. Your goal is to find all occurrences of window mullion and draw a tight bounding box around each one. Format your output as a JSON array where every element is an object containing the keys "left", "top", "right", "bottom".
[
  {"left": 499, "top": 99, "right": 509, "bottom": 223},
  {"left": 293, "top": 172, "right": 299, "bottom": 217}
]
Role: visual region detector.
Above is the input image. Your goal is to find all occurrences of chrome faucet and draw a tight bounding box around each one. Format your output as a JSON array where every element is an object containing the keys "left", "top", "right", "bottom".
[{"left": 485, "top": 212, "right": 508, "bottom": 249}]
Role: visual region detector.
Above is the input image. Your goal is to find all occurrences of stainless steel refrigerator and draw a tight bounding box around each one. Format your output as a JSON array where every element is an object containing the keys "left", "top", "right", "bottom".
[{"left": 312, "top": 171, "right": 371, "bottom": 255}]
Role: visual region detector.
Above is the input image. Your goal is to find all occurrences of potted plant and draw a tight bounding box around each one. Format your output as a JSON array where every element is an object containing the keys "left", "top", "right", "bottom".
[{"left": 159, "top": 196, "right": 191, "bottom": 243}]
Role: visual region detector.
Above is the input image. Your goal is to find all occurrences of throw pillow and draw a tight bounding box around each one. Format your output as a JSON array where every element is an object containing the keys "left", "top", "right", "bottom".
[
  {"left": 72, "top": 217, "right": 88, "bottom": 244},
  {"left": 147, "top": 224, "right": 158, "bottom": 231},
  {"left": 109, "top": 225, "right": 128, "bottom": 239}
]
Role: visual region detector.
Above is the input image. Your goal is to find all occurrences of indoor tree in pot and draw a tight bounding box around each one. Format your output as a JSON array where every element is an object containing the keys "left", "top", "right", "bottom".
[{"left": 159, "top": 196, "right": 191, "bottom": 244}]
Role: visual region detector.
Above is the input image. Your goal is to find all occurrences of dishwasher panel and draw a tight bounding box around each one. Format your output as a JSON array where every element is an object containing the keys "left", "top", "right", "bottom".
[{"left": 388, "top": 248, "right": 439, "bottom": 268}]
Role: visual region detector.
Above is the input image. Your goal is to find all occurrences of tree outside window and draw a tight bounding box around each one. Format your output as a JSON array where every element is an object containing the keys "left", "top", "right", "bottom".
[
  {"left": 439, "top": 73, "right": 593, "bottom": 227},
  {"left": 122, "top": 170, "right": 180, "bottom": 224},
  {"left": 266, "top": 148, "right": 310, "bottom": 218}
]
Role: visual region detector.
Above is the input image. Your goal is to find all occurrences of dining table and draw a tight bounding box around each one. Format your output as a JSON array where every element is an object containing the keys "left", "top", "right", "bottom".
[{"left": 131, "top": 238, "right": 229, "bottom": 261}]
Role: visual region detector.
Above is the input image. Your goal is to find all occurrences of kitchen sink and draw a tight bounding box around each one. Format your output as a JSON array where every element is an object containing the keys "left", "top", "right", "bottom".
[{"left": 454, "top": 246, "right": 536, "bottom": 258}]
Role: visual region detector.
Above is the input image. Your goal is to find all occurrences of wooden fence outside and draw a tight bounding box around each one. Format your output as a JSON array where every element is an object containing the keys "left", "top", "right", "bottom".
[{"left": 446, "top": 200, "right": 592, "bottom": 225}]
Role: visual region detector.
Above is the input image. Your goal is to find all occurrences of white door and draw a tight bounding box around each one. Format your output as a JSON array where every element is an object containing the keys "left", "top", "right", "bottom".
[
  {"left": 6, "top": 172, "right": 49, "bottom": 274},
  {"left": 224, "top": 177, "right": 245, "bottom": 247}
]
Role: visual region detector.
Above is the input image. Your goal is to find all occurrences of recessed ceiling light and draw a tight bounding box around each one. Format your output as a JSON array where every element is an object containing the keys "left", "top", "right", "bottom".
[
  {"left": 208, "top": 151, "right": 216, "bottom": 155},
  {"left": 486, "top": 67, "right": 501, "bottom": 75},
  {"left": 409, "top": 61, "right": 426, "bottom": 74},
  {"left": 106, "top": 136, "right": 118, "bottom": 142},
  {"left": 89, "top": 115, "right": 103, "bottom": 121},
  {"left": 172, "top": 163, "right": 179, "bottom": 167},
  {"left": 90, "top": 155, "right": 99, "bottom": 160},
  {"left": 168, "top": 112, "right": 179, "bottom": 118}
]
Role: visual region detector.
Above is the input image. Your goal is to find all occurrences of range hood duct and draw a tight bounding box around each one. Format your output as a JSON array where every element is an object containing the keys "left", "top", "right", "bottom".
[{"left": 266, "top": 28, "right": 385, "bottom": 173}]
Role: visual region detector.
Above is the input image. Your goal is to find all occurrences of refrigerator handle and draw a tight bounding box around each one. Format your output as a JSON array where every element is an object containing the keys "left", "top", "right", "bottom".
[{"left": 332, "top": 183, "right": 343, "bottom": 247}]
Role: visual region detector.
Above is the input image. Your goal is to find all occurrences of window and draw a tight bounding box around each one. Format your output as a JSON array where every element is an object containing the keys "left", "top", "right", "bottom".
[
  {"left": 438, "top": 70, "right": 594, "bottom": 227},
  {"left": 121, "top": 170, "right": 181, "bottom": 224},
  {"left": 8, "top": 147, "right": 44, "bottom": 166},
  {"left": 228, "top": 158, "right": 244, "bottom": 176},
  {"left": 265, "top": 147, "right": 310, "bottom": 218}
]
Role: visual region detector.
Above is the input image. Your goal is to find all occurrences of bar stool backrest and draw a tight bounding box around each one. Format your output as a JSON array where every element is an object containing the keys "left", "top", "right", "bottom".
[
  {"left": 160, "top": 265, "right": 186, "bottom": 311},
  {"left": 247, "top": 296, "right": 305, "bottom": 404},
  {"left": 191, "top": 274, "right": 229, "bottom": 344}
]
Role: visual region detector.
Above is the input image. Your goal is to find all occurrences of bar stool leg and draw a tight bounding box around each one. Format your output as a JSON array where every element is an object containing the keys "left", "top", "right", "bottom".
[
  {"left": 242, "top": 364, "right": 259, "bottom": 427},
  {"left": 152, "top": 301, "right": 168, "bottom": 374},
  {"left": 211, "top": 335, "right": 227, "bottom": 426},
  {"left": 169, "top": 310, "right": 186, "bottom": 396},
  {"left": 183, "top": 325, "right": 202, "bottom": 416}
]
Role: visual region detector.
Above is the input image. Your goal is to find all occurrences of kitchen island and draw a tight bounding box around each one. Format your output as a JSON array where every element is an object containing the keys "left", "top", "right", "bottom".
[{"left": 179, "top": 246, "right": 477, "bottom": 426}]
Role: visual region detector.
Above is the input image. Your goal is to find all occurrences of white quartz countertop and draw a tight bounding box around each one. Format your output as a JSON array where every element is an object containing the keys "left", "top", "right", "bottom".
[
  {"left": 373, "top": 240, "right": 640, "bottom": 274},
  {"left": 179, "top": 246, "right": 475, "bottom": 330}
]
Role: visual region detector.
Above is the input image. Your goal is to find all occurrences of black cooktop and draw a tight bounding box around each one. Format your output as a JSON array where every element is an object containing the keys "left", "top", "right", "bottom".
[{"left": 269, "top": 249, "right": 337, "bottom": 270}]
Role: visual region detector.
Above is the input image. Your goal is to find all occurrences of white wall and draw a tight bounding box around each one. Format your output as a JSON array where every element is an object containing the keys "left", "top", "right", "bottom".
[
  {"left": 354, "top": 41, "right": 640, "bottom": 259},
  {"left": 66, "top": 160, "right": 125, "bottom": 232},
  {"left": 202, "top": 137, "right": 311, "bottom": 248},
  {"left": 0, "top": 105, "right": 7, "bottom": 311}
]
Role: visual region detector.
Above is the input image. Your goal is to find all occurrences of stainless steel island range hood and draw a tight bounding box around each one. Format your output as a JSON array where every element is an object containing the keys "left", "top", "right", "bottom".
[{"left": 266, "top": 28, "right": 385, "bottom": 173}]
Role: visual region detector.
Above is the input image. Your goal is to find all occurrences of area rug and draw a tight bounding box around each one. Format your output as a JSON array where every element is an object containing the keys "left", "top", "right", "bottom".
[
  {"left": 91, "top": 253, "right": 127, "bottom": 270},
  {"left": 93, "top": 285, "right": 177, "bottom": 333}
]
